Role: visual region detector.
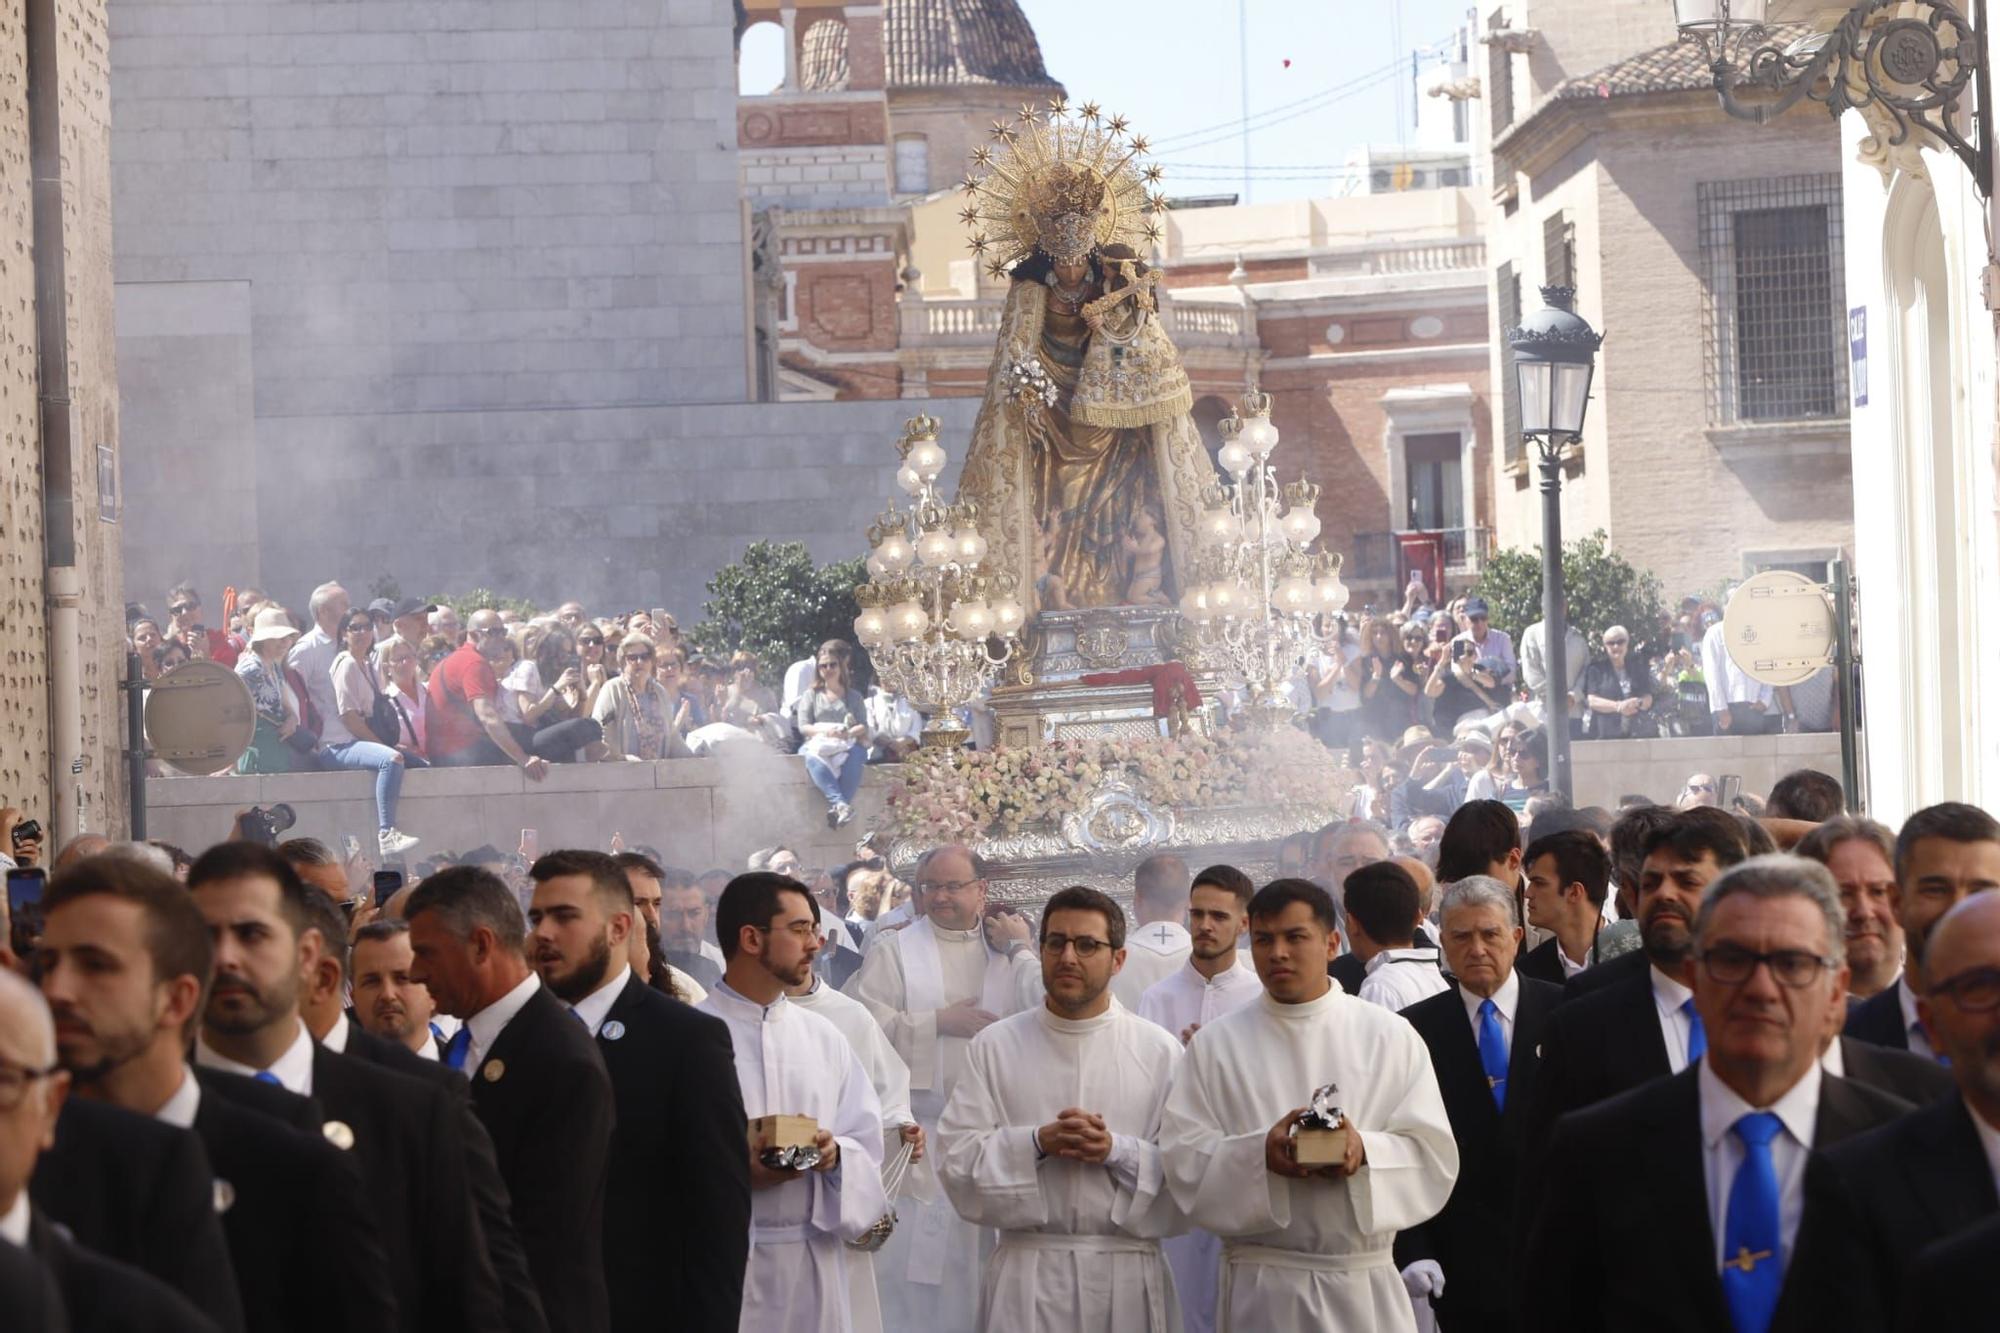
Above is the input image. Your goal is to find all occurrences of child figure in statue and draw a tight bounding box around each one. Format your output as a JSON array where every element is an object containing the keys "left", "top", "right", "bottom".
[
  {"left": 1120, "top": 507, "right": 1170, "bottom": 606},
  {"left": 1072, "top": 244, "right": 1195, "bottom": 431}
]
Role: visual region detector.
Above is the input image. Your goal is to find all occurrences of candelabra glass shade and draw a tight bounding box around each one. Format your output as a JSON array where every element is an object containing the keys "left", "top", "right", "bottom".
[
  {"left": 916, "top": 529, "right": 956, "bottom": 566},
  {"left": 1200, "top": 507, "right": 1238, "bottom": 546},
  {"left": 1313, "top": 574, "right": 1350, "bottom": 613},
  {"left": 1671, "top": 0, "right": 1767, "bottom": 38},
  {"left": 1217, "top": 440, "right": 1253, "bottom": 476},
  {"left": 1280, "top": 507, "right": 1321, "bottom": 546},
  {"left": 953, "top": 528, "right": 989, "bottom": 564},
  {"left": 1179, "top": 586, "right": 1213, "bottom": 623},
  {"left": 897, "top": 466, "right": 924, "bottom": 496},
  {"left": 854, "top": 608, "right": 890, "bottom": 647},
  {"left": 876, "top": 534, "right": 915, "bottom": 571},
  {"left": 1243, "top": 415, "right": 1280, "bottom": 458},
  {"left": 992, "top": 597, "right": 1025, "bottom": 634},
  {"left": 949, "top": 600, "right": 994, "bottom": 641},
  {"left": 907, "top": 439, "right": 948, "bottom": 482},
  {"left": 890, "top": 601, "right": 929, "bottom": 641},
  {"left": 1274, "top": 575, "right": 1315, "bottom": 612}
]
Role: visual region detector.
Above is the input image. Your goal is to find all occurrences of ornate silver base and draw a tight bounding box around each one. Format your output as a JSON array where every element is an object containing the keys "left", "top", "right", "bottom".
[{"left": 991, "top": 604, "right": 1215, "bottom": 748}]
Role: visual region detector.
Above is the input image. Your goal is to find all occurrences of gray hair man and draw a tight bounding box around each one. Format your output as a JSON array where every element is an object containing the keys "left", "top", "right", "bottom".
[
  {"left": 1393, "top": 877, "right": 1563, "bottom": 1325},
  {"left": 1525, "top": 854, "right": 1912, "bottom": 1328}
]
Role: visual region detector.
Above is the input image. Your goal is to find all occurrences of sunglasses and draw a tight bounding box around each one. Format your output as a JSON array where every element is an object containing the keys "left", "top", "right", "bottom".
[
  {"left": 169, "top": 602, "right": 197, "bottom": 616},
  {"left": 623, "top": 651, "right": 654, "bottom": 663},
  {"left": 1690, "top": 782, "right": 1716, "bottom": 793},
  {"left": 345, "top": 621, "right": 373, "bottom": 634},
  {"left": 578, "top": 636, "right": 603, "bottom": 647},
  {"left": 1605, "top": 638, "right": 1630, "bottom": 647}
]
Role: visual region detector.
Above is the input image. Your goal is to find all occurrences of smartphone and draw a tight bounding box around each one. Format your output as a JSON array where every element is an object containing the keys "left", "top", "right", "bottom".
[
  {"left": 373, "top": 870, "right": 404, "bottom": 907},
  {"left": 1718, "top": 774, "right": 1743, "bottom": 809},
  {"left": 7, "top": 866, "right": 47, "bottom": 950},
  {"left": 520, "top": 828, "right": 539, "bottom": 862}
]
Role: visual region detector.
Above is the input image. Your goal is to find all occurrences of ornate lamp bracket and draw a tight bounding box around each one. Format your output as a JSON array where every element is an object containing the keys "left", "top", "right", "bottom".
[{"left": 1682, "top": 1, "right": 1992, "bottom": 196}]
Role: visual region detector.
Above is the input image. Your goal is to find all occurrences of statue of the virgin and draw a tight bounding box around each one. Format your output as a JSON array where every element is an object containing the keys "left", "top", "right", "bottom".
[{"left": 953, "top": 100, "right": 1215, "bottom": 618}]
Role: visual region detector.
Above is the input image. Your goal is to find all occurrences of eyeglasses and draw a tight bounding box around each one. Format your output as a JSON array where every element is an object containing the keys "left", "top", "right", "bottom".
[
  {"left": 1930, "top": 965, "right": 2000, "bottom": 1012},
  {"left": 1604, "top": 638, "right": 1629, "bottom": 647},
  {"left": 917, "top": 878, "right": 978, "bottom": 895},
  {"left": 169, "top": 602, "right": 197, "bottom": 616},
  {"left": 755, "top": 921, "right": 820, "bottom": 941},
  {"left": 1695, "top": 943, "right": 1835, "bottom": 988},
  {"left": 0, "top": 1058, "right": 58, "bottom": 1112},
  {"left": 1042, "top": 934, "right": 1113, "bottom": 959}
]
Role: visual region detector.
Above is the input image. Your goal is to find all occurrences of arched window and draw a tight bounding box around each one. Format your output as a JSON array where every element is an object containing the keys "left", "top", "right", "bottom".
[
  {"left": 738, "top": 20, "right": 785, "bottom": 96},
  {"left": 894, "top": 136, "right": 930, "bottom": 195}
]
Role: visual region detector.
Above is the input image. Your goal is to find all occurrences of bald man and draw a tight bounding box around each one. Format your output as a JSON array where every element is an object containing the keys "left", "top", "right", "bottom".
[
  {"left": 0, "top": 971, "right": 220, "bottom": 1332},
  {"left": 1392, "top": 856, "right": 1438, "bottom": 920},
  {"left": 1825, "top": 891, "right": 2000, "bottom": 1315}
]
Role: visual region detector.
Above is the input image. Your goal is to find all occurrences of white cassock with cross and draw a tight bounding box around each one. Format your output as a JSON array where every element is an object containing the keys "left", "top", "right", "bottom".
[
  {"left": 1109, "top": 919, "right": 1192, "bottom": 1011},
  {"left": 1157, "top": 985, "right": 1458, "bottom": 1332}
]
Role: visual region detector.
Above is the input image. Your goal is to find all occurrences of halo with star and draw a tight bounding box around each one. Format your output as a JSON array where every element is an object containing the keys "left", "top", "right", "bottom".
[{"left": 957, "top": 97, "right": 1167, "bottom": 272}]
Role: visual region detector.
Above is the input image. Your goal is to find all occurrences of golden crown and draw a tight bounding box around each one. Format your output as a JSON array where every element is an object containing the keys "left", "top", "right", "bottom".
[{"left": 959, "top": 97, "right": 1169, "bottom": 278}]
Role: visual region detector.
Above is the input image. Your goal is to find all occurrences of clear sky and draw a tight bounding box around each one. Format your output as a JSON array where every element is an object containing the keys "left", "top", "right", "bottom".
[{"left": 739, "top": 1, "right": 1478, "bottom": 204}]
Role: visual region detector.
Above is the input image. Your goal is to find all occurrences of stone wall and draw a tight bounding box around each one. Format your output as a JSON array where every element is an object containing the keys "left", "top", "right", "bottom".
[
  {"left": 143, "top": 755, "right": 894, "bottom": 876},
  {"left": 1569, "top": 730, "right": 1849, "bottom": 812},
  {"left": 0, "top": 0, "right": 45, "bottom": 815}
]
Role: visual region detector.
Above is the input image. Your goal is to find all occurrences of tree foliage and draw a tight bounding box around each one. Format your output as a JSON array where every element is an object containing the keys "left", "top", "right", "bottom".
[
  {"left": 425, "top": 588, "right": 541, "bottom": 620},
  {"left": 1471, "top": 529, "right": 1665, "bottom": 650},
  {"left": 689, "top": 541, "right": 868, "bottom": 685}
]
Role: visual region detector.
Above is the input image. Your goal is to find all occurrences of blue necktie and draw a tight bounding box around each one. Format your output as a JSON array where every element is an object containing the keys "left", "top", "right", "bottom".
[
  {"left": 1476, "top": 998, "right": 1509, "bottom": 1111},
  {"left": 1721, "top": 1111, "right": 1785, "bottom": 1333},
  {"left": 252, "top": 1071, "right": 281, "bottom": 1087},
  {"left": 443, "top": 1027, "right": 472, "bottom": 1070},
  {"left": 1682, "top": 998, "right": 1708, "bottom": 1066}
]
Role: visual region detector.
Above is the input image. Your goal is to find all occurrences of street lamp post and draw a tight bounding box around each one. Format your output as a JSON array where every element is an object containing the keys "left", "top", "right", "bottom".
[{"left": 1508, "top": 285, "right": 1604, "bottom": 804}]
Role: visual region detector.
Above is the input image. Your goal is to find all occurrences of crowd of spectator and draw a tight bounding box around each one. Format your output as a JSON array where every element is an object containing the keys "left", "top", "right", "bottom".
[{"left": 126, "top": 581, "right": 937, "bottom": 842}]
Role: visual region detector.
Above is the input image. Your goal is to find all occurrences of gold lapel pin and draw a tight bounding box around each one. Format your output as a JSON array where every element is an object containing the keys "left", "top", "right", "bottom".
[
  {"left": 323, "top": 1119, "right": 355, "bottom": 1151},
  {"left": 483, "top": 1059, "right": 506, "bottom": 1083}
]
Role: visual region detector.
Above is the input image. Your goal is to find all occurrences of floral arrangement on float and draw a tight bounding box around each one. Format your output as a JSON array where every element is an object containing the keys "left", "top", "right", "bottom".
[{"left": 884, "top": 725, "right": 1349, "bottom": 847}]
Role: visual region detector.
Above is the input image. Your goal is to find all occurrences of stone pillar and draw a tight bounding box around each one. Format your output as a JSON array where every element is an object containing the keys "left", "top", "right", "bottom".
[{"left": 843, "top": 4, "right": 885, "bottom": 92}]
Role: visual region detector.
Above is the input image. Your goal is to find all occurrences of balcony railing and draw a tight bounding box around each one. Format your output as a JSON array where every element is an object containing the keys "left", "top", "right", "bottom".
[
  {"left": 1305, "top": 238, "right": 1486, "bottom": 280},
  {"left": 902, "top": 294, "right": 1258, "bottom": 349},
  {"left": 1349, "top": 527, "right": 1495, "bottom": 584}
]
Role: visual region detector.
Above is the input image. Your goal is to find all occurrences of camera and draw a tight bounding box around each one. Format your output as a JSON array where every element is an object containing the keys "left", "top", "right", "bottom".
[
  {"left": 239, "top": 804, "right": 297, "bottom": 846},
  {"left": 10, "top": 818, "right": 40, "bottom": 850}
]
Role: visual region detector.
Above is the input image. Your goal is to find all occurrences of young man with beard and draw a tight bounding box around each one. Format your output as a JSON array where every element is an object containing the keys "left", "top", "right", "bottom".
[
  {"left": 937, "top": 886, "right": 1184, "bottom": 1333},
  {"left": 34, "top": 855, "right": 393, "bottom": 1332},
  {"left": 1528, "top": 807, "right": 1748, "bottom": 1159},
  {"left": 187, "top": 843, "right": 501, "bottom": 1333},
  {"left": 1137, "top": 864, "right": 1262, "bottom": 1333},
  {"left": 526, "top": 851, "right": 750, "bottom": 1333},
  {"left": 406, "top": 865, "right": 614, "bottom": 1333},
  {"left": 698, "top": 873, "right": 887, "bottom": 1333},
  {"left": 1157, "top": 879, "right": 1459, "bottom": 1331}
]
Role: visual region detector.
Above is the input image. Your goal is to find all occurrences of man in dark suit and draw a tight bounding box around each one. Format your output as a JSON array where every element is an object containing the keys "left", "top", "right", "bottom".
[
  {"left": 527, "top": 850, "right": 751, "bottom": 1333},
  {"left": 33, "top": 856, "right": 395, "bottom": 1332},
  {"left": 1529, "top": 807, "right": 1750, "bottom": 1153},
  {"left": 0, "top": 1229, "right": 67, "bottom": 1332},
  {"left": 336, "top": 917, "right": 549, "bottom": 1333},
  {"left": 408, "top": 864, "right": 616, "bottom": 1333},
  {"left": 0, "top": 967, "right": 221, "bottom": 1333},
  {"left": 1899, "top": 1211, "right": 2000, "bottom": 1330},
  {"left": 1843, "top": 802, "right": 2000, "bottom": 1056},
  {"left": 1831, "top": 1036, "right": 1954, "bottom": 1106},
  {"left": 1821, "top": 890, "right": 2000, "bottom": 1316},
  {"left": 1518, "top": 829, "right": 1609, "bottom": 985},
  {"left": 1395, "top": 875, "right": 1561, "bottom": 1332},
  {"left": 1525, "top": 855, "right": 1912, "bottom": 1330},
  {"left": 185, "top": 841, "right": 502, "bottom": 1333}
]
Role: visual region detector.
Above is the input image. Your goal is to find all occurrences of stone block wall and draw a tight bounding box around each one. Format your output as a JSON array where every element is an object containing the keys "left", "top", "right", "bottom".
[{"left": 0, "top": 0, "right": 45, "bottom": 815}]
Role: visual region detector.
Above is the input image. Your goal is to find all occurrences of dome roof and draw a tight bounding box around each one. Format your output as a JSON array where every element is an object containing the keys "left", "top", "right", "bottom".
[{"left": 800, "top": 0, "right": 1061, "bottom": 94}]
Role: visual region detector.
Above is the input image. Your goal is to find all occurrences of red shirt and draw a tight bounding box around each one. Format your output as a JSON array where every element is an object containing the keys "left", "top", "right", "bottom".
[
  {"left": 204, "top": 628, "right": 241, "bottom": 668},
  {"left": 427, "top": 641, "right": 499, "bottom": 758}
]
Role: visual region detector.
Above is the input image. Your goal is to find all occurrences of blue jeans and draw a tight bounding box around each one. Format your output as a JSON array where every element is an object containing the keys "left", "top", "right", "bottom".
[
  {"left": 803, "top": 747, "right": 865, "bottom": 809},
  {"left": 325, "top": 740, "right": 405, "bottom": 831}
]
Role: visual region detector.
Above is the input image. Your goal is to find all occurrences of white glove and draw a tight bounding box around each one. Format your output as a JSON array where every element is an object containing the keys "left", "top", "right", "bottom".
[{"left": 1400, "top": 1259, "right": 1445, "bottom": 1300}]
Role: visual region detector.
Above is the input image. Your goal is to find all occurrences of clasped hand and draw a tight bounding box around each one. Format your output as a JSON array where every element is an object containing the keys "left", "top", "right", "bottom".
[{"left": 1036, "top": 1108, "right": 1113, "bottom": 1165}]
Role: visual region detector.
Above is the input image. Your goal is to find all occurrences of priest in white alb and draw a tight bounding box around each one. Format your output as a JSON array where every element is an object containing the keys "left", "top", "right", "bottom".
[
  {"left": 1108, "top": 854, "right": 1193, "bottom": 1009},
  {"left": 1158, "top": 877, "right": 1459, "bottom": 1333},
  {"left": 699, "top": 872, "right": 888, "bottom": 1333},
  {"left": 790, "top": 894, "right": 928, "bottom": 1333},
  {"left": 938, "top": 885, "right": 1185, "bottom": 1332},
  {"left": 1137, "top": 863, "right": 1264, "bottom": 1333},
  {"left": 845, "top": 845, "right": 1041, "bottom": 1333}
]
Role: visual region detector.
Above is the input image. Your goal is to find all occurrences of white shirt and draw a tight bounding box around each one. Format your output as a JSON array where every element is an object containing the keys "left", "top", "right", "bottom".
[
  {"left": 287, "top": 624, "right": 345, "bottom": 741},
  {"left": 1698, "top": 1058, "right": 1819, "bottom": 1275},
  {"left": 0, "top": 1193, "right": 28, "bottom": 1248},
  {"left": 1700, "top": 620, "right": 1775, "bottom": 712},
  {"left": 1651, "top": 964, "right": 1701, "bottom": 1074},
  {"left": 1967, "top": 1098, "right": 2000, "bottom": 1203},
  {"left": 570, "top": 964, "right": 631, "bottom": 1038},
  {"left": 781, "top": 657, "right": 816, "bottom": 710},
  {"left": 1138, "top": 956, "right": 1264, "bottom": 1041},
  {"left": 1357, "top": 946, "right": 1449, "bottom": 1011},
  {"left": 322, "top": 1012, "right": 351, "bottom": 1053},
  {"left": 416, "top": 1031, "right": 440, "bottom": 1062},
  {"left": 1111, "top": 919, "right": 1193, "bottom": 1011},
  {"left": 464, "top": 972, "right": 541, "bottom": 1072},
  {"left": 154, "top": 1066, "right": 203, "bottom": 1130},
  {"left": 327, "top": 651, "right": 377, "bottom": 747},
  {"left": 196, "top": 1017, "right": 317, "bottom": 1094},
  {"left": 1457, "top": 970, "right": 1520, "bottom": 1058},
  {"left": 1896, "top": 975, "right": 1935, "bottom": 1059}
]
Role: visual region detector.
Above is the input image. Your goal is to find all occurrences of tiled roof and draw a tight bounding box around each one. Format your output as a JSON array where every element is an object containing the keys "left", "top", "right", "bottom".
[
  {"left": 1549, "top": 25, "right": 1810, "bottom": 103},
  {"left": 801, "top": 0, "right": 1060, "bottom": 93}
]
